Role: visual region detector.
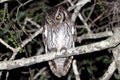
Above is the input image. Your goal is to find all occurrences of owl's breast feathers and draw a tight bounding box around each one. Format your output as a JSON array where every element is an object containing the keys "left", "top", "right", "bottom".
[{"left": 47, "top": 20, "right": 74, "bottom": 50}]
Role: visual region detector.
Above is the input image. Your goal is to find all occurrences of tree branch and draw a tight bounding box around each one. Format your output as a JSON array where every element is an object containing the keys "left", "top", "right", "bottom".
[
  {"left": 0, "top": 28, "right": 119, "bottom": 70},
  {"left": 72, "top": 60, "right": 81, "bottom": 80},
  {"left": 77, "top": 31, "right": 113, "bottom": 42},
  {"left": 0, "top": 0, "right": 9, "bottom": 3},
  {"left": 99, "top": 61, "right": 116, "bottom": 80}
]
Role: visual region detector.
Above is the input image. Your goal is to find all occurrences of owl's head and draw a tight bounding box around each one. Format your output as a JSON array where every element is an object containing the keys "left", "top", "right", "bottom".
[{"left": 45, "top": 6, "right": 70, "bottom": 25}]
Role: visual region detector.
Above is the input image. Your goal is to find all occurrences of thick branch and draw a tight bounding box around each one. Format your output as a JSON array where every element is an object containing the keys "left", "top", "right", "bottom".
[{"left": 0, "top": 29, "right": 119, "bottom": 70}]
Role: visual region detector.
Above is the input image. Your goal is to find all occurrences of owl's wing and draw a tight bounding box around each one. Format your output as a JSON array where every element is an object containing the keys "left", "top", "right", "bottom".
[
  {"left": 73, "top": 25, "right": 77, "bottom": 42},
  {"left": 42, "top": 25, "right": 48, "bottom": 53}
]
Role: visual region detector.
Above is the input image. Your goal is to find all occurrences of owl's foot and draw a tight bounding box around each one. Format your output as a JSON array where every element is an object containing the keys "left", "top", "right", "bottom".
[{"left": 60, "top": 47, "right": 68, "bottom": 56}]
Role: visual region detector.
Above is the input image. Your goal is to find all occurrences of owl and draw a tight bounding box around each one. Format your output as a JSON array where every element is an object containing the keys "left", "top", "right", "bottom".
[{"left": 42, "top": 6, "right": 76, "bottom": 77}]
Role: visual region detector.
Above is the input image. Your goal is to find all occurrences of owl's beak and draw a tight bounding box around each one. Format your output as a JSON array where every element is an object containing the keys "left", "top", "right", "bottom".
[{"left": 53, "top": 20, "right": 58, "bottom": 25}]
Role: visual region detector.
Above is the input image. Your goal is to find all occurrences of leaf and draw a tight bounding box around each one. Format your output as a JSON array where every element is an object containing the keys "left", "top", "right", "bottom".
[
  {"left": 114, "top": 73, "right": 120, "bottom": 80},
  {"left": 87, "top": 67, "right": 93, "bottom": 74},
  {"left": 17, "top": 12, "right": 26, "bottom": 21},
  {"left": 39, "top": 74, "right": 45, "bottom": 80}
]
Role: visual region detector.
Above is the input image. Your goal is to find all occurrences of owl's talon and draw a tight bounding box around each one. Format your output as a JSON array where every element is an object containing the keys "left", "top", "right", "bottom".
[{"left": 60, "top": 47, "right": 67, "bottom": 55}]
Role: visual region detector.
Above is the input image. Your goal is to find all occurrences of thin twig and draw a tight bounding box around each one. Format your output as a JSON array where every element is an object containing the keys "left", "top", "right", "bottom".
[
  {"left": 99, "top": 61, "right": 116, "bottom": 80},
  {"left": 33, "top": 67, "right": 46, "bottom": 80},
  {"left": 0, "top": 38, "right": 15, "bottom": 51},
  {"left": 72, "top": 60, "right": 81, "bottom": 80}
]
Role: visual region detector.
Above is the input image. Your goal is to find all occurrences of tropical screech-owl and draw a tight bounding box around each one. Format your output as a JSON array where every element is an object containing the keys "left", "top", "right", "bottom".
[{"left": 42, "top": 6, "right": 76, "bottom": 77}]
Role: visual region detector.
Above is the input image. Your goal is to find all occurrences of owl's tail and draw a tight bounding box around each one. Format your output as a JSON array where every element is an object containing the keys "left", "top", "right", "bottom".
[{"left": 48, "top": 56, "right": 73, "bottom": 77}]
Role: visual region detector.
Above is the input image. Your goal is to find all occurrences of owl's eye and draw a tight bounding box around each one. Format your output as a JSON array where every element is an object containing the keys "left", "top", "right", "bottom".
[
  {"left": 56, "top": 14, "right": 62, "bottom": 20},
  {"left": 47, "top": 17, "right": 52, "bottom": 22}
]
